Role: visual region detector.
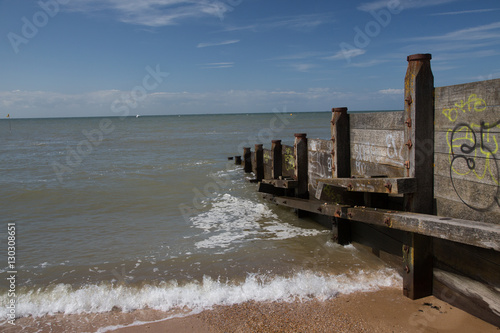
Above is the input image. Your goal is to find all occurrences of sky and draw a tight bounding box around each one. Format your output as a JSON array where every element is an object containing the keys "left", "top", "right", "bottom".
[{"left": 1, "top": 0, "right": 499, "bottom": 118}]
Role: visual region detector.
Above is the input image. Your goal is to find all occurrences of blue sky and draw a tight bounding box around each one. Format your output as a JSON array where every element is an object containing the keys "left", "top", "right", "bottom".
[{"left": 1, "top": 0, "right": 499, "bottom": 118}]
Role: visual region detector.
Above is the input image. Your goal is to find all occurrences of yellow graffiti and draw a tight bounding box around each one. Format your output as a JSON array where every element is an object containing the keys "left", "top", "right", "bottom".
[
  {"left": 442, "top": 94, "right": 486, "bottom": 122},
  {"left": 446, "top": 123, "right": 500, "bottom": 185},
  {"left": 263, "top": 150, "right": 271, "bottom": 164},
  {"left": 283, "top": 147, "right": 295, "bottom": 171}
]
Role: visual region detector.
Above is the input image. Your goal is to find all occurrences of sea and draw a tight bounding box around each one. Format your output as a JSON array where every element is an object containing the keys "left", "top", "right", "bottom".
[{"left": 0, "top": 111, "right": 401, "bottom": 332}]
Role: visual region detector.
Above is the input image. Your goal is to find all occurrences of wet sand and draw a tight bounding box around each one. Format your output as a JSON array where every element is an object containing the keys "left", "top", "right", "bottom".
[
  {"left": 4, "top": 288, "right": 498, "bottom": 332},
  {"left": 111, "top": 288, "right": 499, "bottom": 333}
]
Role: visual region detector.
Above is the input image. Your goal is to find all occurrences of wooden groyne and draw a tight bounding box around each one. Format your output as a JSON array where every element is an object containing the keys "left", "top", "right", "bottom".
[{"left": 235, "top": 54, "right": 500, "bottom": 327}]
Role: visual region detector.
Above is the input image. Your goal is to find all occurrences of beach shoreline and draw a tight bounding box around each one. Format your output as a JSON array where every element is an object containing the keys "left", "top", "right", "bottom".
[{"left": 3, "top": 287, "right": 499, "bottom": 332}]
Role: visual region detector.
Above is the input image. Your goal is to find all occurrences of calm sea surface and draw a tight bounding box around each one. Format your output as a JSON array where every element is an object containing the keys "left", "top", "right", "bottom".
[{"left": 0, "top": 112, "right": 400, "bottom": 330}]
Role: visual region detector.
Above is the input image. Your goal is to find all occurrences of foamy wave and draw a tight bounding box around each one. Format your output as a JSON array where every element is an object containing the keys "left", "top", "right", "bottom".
[
  {"left": 0, "top": 269, "right": 401, "bottom": 320},
  {"left": 191, "top": 194, "right": 326, "bottom": 250}
]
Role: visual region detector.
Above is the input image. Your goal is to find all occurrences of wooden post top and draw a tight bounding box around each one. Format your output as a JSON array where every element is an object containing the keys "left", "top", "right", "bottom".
[
  {"left": 332, "top": 107, "right": 348, "bottom": 113},
  {"left": 272, "top": 140, "right": 282, "bottom": 144},
  {"left": 294, "top": 133, "right": 307, "bottom": 139},
  {"left": 407, "top": 53, "right": 432, "bottom": 62}
]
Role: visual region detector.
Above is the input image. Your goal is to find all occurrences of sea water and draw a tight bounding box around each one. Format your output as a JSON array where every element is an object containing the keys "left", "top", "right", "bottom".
[{"left": 0, "top": 112, "right": 401, "bottom": 331}]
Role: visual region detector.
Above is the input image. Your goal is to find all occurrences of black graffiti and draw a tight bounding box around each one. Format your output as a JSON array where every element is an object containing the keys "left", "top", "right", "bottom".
[{"left": 450, "top": 120, "right": 500, "bottom": 212}]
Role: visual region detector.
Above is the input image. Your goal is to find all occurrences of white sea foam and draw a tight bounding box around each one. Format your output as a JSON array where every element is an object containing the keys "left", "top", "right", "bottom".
[
  {"left": 0, "top": 269, "right": 401, "bottom": 320},
  {"left": 191, "top": 194, "right": 326, "bottom": 250}
]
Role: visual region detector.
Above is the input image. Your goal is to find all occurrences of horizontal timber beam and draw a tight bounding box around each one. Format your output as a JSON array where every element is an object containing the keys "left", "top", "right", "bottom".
[{"left": 317, "top": 177, "right": 417, "bottom": 194}]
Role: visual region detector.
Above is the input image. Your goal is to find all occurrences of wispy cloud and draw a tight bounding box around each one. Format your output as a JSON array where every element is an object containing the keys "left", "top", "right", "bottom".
[
  {"left": 412, "top": 22, "right": 500, "bottom": 42},
  {"left": 431, "top": 8, "right": 500, "bottom": 16},
  {"left": 357, "top": 0, "right": 457, "bottom": 12},
  {"left": 66, "top": 0, "right": 237, "bottom": 27},
  {"left": 223, "top": 13, "right": 333, "bottom": 32},
  {"left": 197, "top": 40, "right": 240, "bottom": 48},
  {"left": 200, "top": 62, "right": 234, "bottom": 69},
  {"left": 324, "top": 49, "right": 366, "bottom": 61},
  {"left": 379, "top": 88, "right": 403, "bottom": 95}
]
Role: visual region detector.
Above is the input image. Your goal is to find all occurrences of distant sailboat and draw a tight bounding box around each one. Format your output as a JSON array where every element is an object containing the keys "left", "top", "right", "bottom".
[{"left": 136, "top": 115, "right": 140, "bottom": 118}]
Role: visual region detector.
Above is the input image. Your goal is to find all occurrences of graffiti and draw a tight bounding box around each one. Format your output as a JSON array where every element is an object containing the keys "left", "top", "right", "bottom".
[
  {"left": 283, "top": 147, "right": 295, "bottom": 171},
  {"left": 353, "top": 142, "right": 375, "bottom": 175},
  {"left": 442, "top": 94, "right": 486, "bottom": 123},
  {"left": 448, "top": 120, "right": 500, "bottom": 212},
  {"left": 263, "top": 150, "right": 271, "bottom": 165},
  {"left": 386, "top": 133, "right": 403, "bottom": 160}
]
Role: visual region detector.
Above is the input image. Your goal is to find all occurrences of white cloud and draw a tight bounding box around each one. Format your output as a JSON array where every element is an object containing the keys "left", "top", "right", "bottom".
[
  {"left": 197, "top": 40, "right": 240, "bottom": 48},
  {"left": 324, "top": 48, "right": 366, "bottom": 61},
  {"left": 412, "top": 22, "right": 500, "bottom": 42},
  {"left": 67, "top": 0, "right": 237, "bottom": 27},
  {"left": 357, "top": 0, "right": 457, "bottom": 12},
  {"left": 200, "top": 62, "right": 234, "bottom": 69},
  {"left": 379, "top": 88, "right": 403, "bottom": 95},
  {"left": 431, "top": 8, "right": 500, "bottom": 16}
]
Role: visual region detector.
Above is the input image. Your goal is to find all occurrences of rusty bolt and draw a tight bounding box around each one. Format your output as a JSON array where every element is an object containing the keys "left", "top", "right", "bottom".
[
  {"left": 332, "top": 235, "right": 339, "bottom": 241},
  {"left": 384, "top": 183, "right": 392, "bottom": 192},
  {"left": 405, "top": 95, "right": 413, "bottom": 105},
  {"left": 347, "top": 212, "right": 353, "bottom": 219},
  {"left": 404, "top": 265, "right": 410, "bottom": 274},
  {"left": 405, "top": 118, "right": 412, "bottom": 128},
  {"left": 283, "top": 200, "right": 287, "bottom": 204},
  {"left": 335, "top": 209, "right": 341, "bottom": 217},
  {"left": 384, "top": 217, "right": 391, "bottom": 226},
  {"left": 403, "top": 245, "right": 409, "bottom": 253},
  {"left": 405, "top": 139, "right": 413, "bottom": 150},
  {"left": 317, "top": 206, "right": 322, "bottom": 213},
  {"left": 347, "top": 183, "right": 353, "bottom": 191},
  {"left": 404, "top": 161, "right": 410, "bottom": 169}
]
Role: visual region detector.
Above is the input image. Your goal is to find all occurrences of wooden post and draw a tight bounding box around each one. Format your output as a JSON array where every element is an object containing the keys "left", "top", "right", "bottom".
[
  {"left": 271, "top": 140, "right": 282, "bottom": 179},
  {"left": 404, "top": 53, "right": 434, "bottom": 214},
  {"left": 255, "top": 144, "right": 264, "bottom": 182},
  {"left": 234, "top": 156, "right": 242, "bottom": 165},
  {"left": 243, "top": 147, "right": 252, "bottom": 173},
  {"left": 402, "top": 53, "right": 434, "bottom": 300},
  {"left": 331, "top": 107, "right": 350, "bottom": 178},
  {"left": 294, "top": 133, "right": 308, "bottom": 199}
]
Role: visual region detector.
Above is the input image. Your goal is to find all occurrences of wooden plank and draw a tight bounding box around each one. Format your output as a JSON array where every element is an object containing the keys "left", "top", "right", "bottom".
[
  {"left": 281, "top": 145, "right": 295, "bottom": 178},
  {"left": 263, "top": 148, "right": 272, "bottom": 180},
  {"left": 314, "top": 182, "right": 365, "bottom": 206},
  {"left": 331, "top": 108, "right": 351, "bottom": 178},
  {"left": 434, "top": 238, "right": 500, "bottom": 287},
  {"left": 260, "top": 194, "right": 349, "bottom": 218},
  {"left": 435, "top": 196, "right": 500, "bottom": 225},
  {"left": 433, "top": 268, "right": 500, "bottom": 328},
  {"left": 317, "top": 177, "right": 417, "bottom": 194},
  {"left": 345, "top": 206, "right": 500, "bottom": 251},
  {"left": 434, "top": 173, "right": 500, "bottom": 216},
  {"left": 271, "top": 140, "right": 282, "bottom": 179},
  {"left": 435, "top": 106, "right": 500, "bottom": 132},
  {"left": 350, "top": 129, "right": 406, "bottom": 166},
  {"left": 261, "top": 178, "right": 298, "bottom": 189},
  {"left": 350, "top": 111, "right": 405, "bottom": 130},
  {"left": 350, "top": 160, "right": 405, "bottom": 178},
  {"left": 435, "top": 78, "right": 500, "bottom": 130},
  {"left": 308, "top": 148, "right": 333, "bottom": 194}
]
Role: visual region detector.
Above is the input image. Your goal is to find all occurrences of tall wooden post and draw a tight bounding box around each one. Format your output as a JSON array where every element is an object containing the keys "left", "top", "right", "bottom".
[
  {"left": 294, "top": 133, "right": 308, "bottom": 199},
  {"left": 254, "top": 144, "right": 264, "bottom": 182},
  {"left": 331, "top": 108, "right": 352, "bottom": 244},
  {"left": 331, "top": 107, "right": 350, "bottom": 178},
  {"left": 402, "top": 53, "right": 434, "bottom": 300},
  {"left": 243, "top": 147, "right": 252, "bottom": 173},
  {"left": 271, "top": 140, "right": 282, "bottom": 179}
]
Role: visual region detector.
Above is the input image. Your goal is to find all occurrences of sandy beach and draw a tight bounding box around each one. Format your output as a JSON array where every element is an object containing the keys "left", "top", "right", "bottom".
[{"left": 110, "top": 288, "right": 499, "bottom": 333}]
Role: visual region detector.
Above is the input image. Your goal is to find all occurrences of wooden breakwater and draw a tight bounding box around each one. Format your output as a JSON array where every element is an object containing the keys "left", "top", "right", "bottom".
[{"left": 234, "top": 54, "right": 500, "bottom": 327}]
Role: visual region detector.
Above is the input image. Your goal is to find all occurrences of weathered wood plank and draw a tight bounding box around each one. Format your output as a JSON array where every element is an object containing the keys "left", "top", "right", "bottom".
[
  {"left": 345, "top": 206, "right": 500, "bottom": 251},
  {"left": 261, "top": 178, "right": 298, "bottom": 189},
  {"left": 281, "top": 145, "right": 295, "bottom": 178},
  {"left": 435, "top": 78, "right": 500, "bottom": 130},
  {"left": 435, "top": 106, "right": 500, "bottom": 132},
  {"left": 332, "top": 108, "right": 351, "bottom": 178},
  {"left": 435, "top": 196, "right": 500, "bottom": 225},
  {"left": 433, "top": 268, "right": 500, "bottom": 328},
  {"left": 350, "top": 111, "right": 405, "bottom": 130},
  {"left": 317, "top": 177, "right": 417, "bottom": 194},
  {"left": 433, "top": 174, "right": 500, "bottom": 217},
  {"left": 294, "top": 134, "right": 308, "bottom": 198},
  {"left": 260, "top": 194, "right": 349, "bottom": 218},
  {"left": 263, "top": 148, "right": 272, "bottom": 180},
  {"left": 350, "top": 160, "right": 405, "bottom": 178},
  {"left": 314, "top": 182, "right": 365, "bottom": 206},
  {"left": 434, "top": 238, "right": 500, "bottom": 287}
]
